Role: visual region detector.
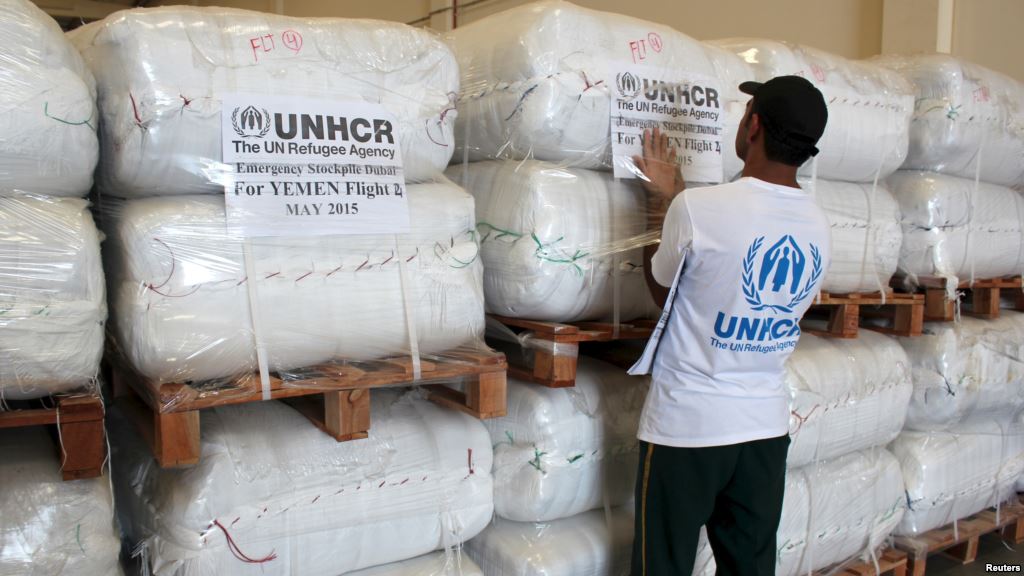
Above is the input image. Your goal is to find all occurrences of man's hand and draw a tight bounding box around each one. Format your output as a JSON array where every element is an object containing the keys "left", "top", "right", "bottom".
[{"left": 633, "top": 127, "right": 685, "bottom": 227}]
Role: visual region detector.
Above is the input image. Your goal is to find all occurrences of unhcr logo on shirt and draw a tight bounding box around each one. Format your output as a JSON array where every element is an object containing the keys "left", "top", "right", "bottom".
[{"left": 710, "top": 235, "right": 823, "bottom": 353}]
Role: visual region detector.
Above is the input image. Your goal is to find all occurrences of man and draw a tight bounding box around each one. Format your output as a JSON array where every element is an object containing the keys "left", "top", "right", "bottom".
[{"left": 628, "top": 76, "right": 831, "bottom": 575}]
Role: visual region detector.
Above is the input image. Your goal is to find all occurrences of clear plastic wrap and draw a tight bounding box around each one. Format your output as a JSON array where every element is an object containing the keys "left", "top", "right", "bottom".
[
  {"left": 0, "top": 427, "right": 123, "bottom": 576},
  {"left": 895, "top": 313, "right": 1024, "bottom": 431},
  {"left": 711, "top": 38, "right": 914, "bottom": 183},
  {"left": 448, "top": 1, "right": 747, "bottom": 184},
  {"left": 465, "top": 507, "right": 633, "bottom": 576},
  {"left": 447, "top": 160, "right": 657, "bottom": 322},
  {"left": 109, "top": 390, "right": 493, "bottom": 576},
  {"left": 890, "top": 417, "right": 1024, "bottom": 536},
  {"left": 68, "top": 5, "right": 458, "bottom": 196},
  {"left": 887, "top": 170, "right": 1024, "bottom": 285},
  {"left": 349, "top": 552, "right": 482, "bottom": 576},
  {"left": 100, "top": 180, "right": 486, "bottom": 403},
  {"left": 484, "top": 357, "right": 648, "bottom": 522},
  {"left": 872, "top": 54, "right": 1024, "bottom": 188},
  {"left": 695, "top": 448, "right": 906, "bottom": 576},
  {"left": 806, "top": 178, "right": 902, "bottom": 294},
  {"left": 0, "top": 195, "right": 105, "bottom": 401},
  {"left": 785, "top": 332, "right": 912, "bottom": 469},
  {"left": 0, "top": 0, "right": 98, "bottom": 198}
]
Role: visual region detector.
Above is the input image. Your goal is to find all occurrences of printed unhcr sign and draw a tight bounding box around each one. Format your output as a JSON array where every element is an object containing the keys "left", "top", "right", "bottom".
[
  {"left": 609, "top": 62, "right": 724, "bottom": 184},
  {"left": 220, "top": 93, "right": 410, "bottom": 238}
]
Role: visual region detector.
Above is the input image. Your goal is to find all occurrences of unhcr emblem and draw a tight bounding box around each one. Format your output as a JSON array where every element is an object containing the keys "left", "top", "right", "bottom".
[
  {"left": 741, "top": 235, "right": 822, "bottom": 314},
  {"left": 231, "top": 105, "right": 271, "bottom": 139}
]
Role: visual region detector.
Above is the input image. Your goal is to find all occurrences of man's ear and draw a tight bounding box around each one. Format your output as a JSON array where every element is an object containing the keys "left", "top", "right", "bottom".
[{"left": 748, "top": 112, "right": 763, "bottom": 143}]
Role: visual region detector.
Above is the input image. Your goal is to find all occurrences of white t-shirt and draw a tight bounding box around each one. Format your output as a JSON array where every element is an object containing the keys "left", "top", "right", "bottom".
[{"left": 631, "top": 177, "right": 831, "bottom": 448}]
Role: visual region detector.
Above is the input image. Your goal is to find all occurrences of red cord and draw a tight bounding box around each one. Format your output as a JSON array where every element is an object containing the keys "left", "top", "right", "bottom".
[{"left": 212, "top": 519, "right": 278, "bottom": 564}]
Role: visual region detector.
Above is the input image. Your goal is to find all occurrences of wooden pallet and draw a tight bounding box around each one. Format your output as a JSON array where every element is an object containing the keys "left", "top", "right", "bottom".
[
  {"left": 907, "top": 276, "right": 1024, "bottom": 321},
  {"left": 488, "top": 315, "right": 655, "bottom": 388},
  {"left": 893, "top": 498, "right": 1024, "bottom": 576},
  {"left": 114, "top": 350, "right": 507, "bottom": 468},
  {"left": 0, "top": 393, "right": 106, "bottom": 480},
  {"left": 813, "top": 549, "right": 908, "bottom": 576},
  {"left": 803, "top": 290, "right": 925, "bottom": 338}
]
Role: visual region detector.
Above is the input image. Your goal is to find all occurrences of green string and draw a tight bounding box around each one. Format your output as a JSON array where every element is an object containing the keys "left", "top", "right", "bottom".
[
  {"left": 477, "top": 223, "right": 590, "bottom": 275},
  {"left": 527, "top": 445, "right": 548, "bottom": 473},
  {"left": 567, "top": 453, "right": 584, "bottom": 464},
  {"left": 76, "top": 524, "right": 85, "bottom": 553},
  {"left": 492, "top": 430, "right": 515, "bottom": 449},
  {"left": 476, "top": 222, "right": 524, "bottom": 242},
  {"left": 531, "top": 233, "right": 589, "bottom": 276},
  {"left": 44, "top": 102, "right": 96, "bottom": 130}
]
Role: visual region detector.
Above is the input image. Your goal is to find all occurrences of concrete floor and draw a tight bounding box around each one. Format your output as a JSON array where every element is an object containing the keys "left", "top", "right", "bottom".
[{"left": 924, "top": 533, "right": 1023, "bottom": 575}]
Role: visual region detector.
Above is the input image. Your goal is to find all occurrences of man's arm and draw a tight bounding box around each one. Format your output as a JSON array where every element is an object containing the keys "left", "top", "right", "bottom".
[{"left": 633, "top": 128, "right": 685, "bottom": 308}]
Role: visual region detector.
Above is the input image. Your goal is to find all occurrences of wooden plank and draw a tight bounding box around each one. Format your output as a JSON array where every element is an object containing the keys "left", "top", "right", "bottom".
[
  {"left": 56, "top": 396, "right": 106, "bottom": 480},
  {"left": 970, "top": 286, "right": 1001, "bottom": 319},
  {"left": 58, "top": 417, "right": 105, "bottom": 480},
  {"left": 532, "top": 348, "right": 577, "bottom": 387},
  {"left": 0, "top": 395, "right": 105, "bottom": 429},
  {"left": 488, "top": 315, "right": 579, "bottom": 336},
  {"left": 817, "top": 548, "right": 908, "bottom": 576},
  {"left": 138, "top": 352, "right": 506, "bottom": 414},
  {"left": 284, "top": 392, "right": 371, "bottom": 442},
  {"left": 154, "top": 410, "right": 201, "bottom": 468},
  {"left": 466, "top": 371, "right": 507, "bottom": 418},
  {"left": 325, "top": 389, "right": 371, "bottom": 440},
  {"left": 117, "top": 350, "right": 507, "bottom": 467},
  {"left": 893, "top": 297, "right": 925, "bottom": 337},
  {"left": 942, "top": 535, "right": 980, "bottom": 564},
  {"left": 0, "top": 407, "right": 58, "bottom": 428},
  {"left": 828, "top": 303, "right": 859, "bottom": 338},
  {"left": 894, "top": 499, "right": 1024, "bottom": 574},
  {"left": 924, "top": 288, "right": 955, "bottom": 321},
  {"left": 427, "top": 372, "right": 507, "bottom": 419},
  {"left": 120, "top": 392, "right": 200, "bottom": 468}
]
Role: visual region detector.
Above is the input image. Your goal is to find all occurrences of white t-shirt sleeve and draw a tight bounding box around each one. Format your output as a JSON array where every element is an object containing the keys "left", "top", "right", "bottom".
[{"left": 650, "top": 194, "right": 694, "bottom": 287}]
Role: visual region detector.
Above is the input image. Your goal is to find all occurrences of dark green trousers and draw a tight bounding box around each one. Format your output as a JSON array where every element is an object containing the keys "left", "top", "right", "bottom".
[{"left": 631, "top": 435, "right": 790, "bottom": 576}]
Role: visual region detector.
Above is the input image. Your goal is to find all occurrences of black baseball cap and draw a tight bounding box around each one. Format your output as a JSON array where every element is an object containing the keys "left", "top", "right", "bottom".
[{"left": 739, "top": 75, "right": 828, "bottom": 156}]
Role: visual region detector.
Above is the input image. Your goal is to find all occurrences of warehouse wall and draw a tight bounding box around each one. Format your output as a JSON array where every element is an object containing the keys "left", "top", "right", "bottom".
[{"left": 952, "top": 0, "right": 1024, "bottom": 82}]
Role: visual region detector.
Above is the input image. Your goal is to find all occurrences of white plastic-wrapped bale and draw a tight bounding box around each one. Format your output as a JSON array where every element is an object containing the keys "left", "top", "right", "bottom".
[
  {"left": 110, "top": 392, "right": 493, "bottom": 576},
  {"left": 0, "top": 428, "right": 122, "bottom": 576},
  {"left": 0, "top": 196, "right": 105, "bottom": 400},
  {"left": 890, "top": 418, "right": 1024, "bottom": 536},
  {"left": 710, "top": 38, "right": 913, "bottom": 183},
  {"left": 0, "top": 0, "right": 98, "bottom": 197},
  {"left": 69, "top": 6, "right": 458, "bottom": 197},
  {"left": 808, "top": 178, "right": 902, "bottom": 294},
  {"left": 873, "top": 54, "right": 1024, "bottom": 188},
  {"left": 484, "top": 357, "right": 648, "bottom": 522},
  {"left": 896, "top": 313, "right": 1024, "bottom": 431},
  {"left": 466, "top": 508, "right": 632, "bottom": 576},
  {"left": 887, "top": 171, "right": 1024, "bottom": 285},
  {"left": 447, "top": 160, "right": 656, "bottom": 322},
  {"left": 449, "top": 1, "right": 744, "bottom": 184},
  {"left": 348, "top": 551, "right": 482, "bottom": 576},
  {"left": 694, "top": 449, "right": 906, "bottom": 576},
  {"left": 102, "top": 182, "right": 483, "bottom": 386},
  {"left": 778, "top": 450, "right": 905, "bottom": 575},
  {"left": 785, "top": 332, "right": 912, "bottom": 469}
]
